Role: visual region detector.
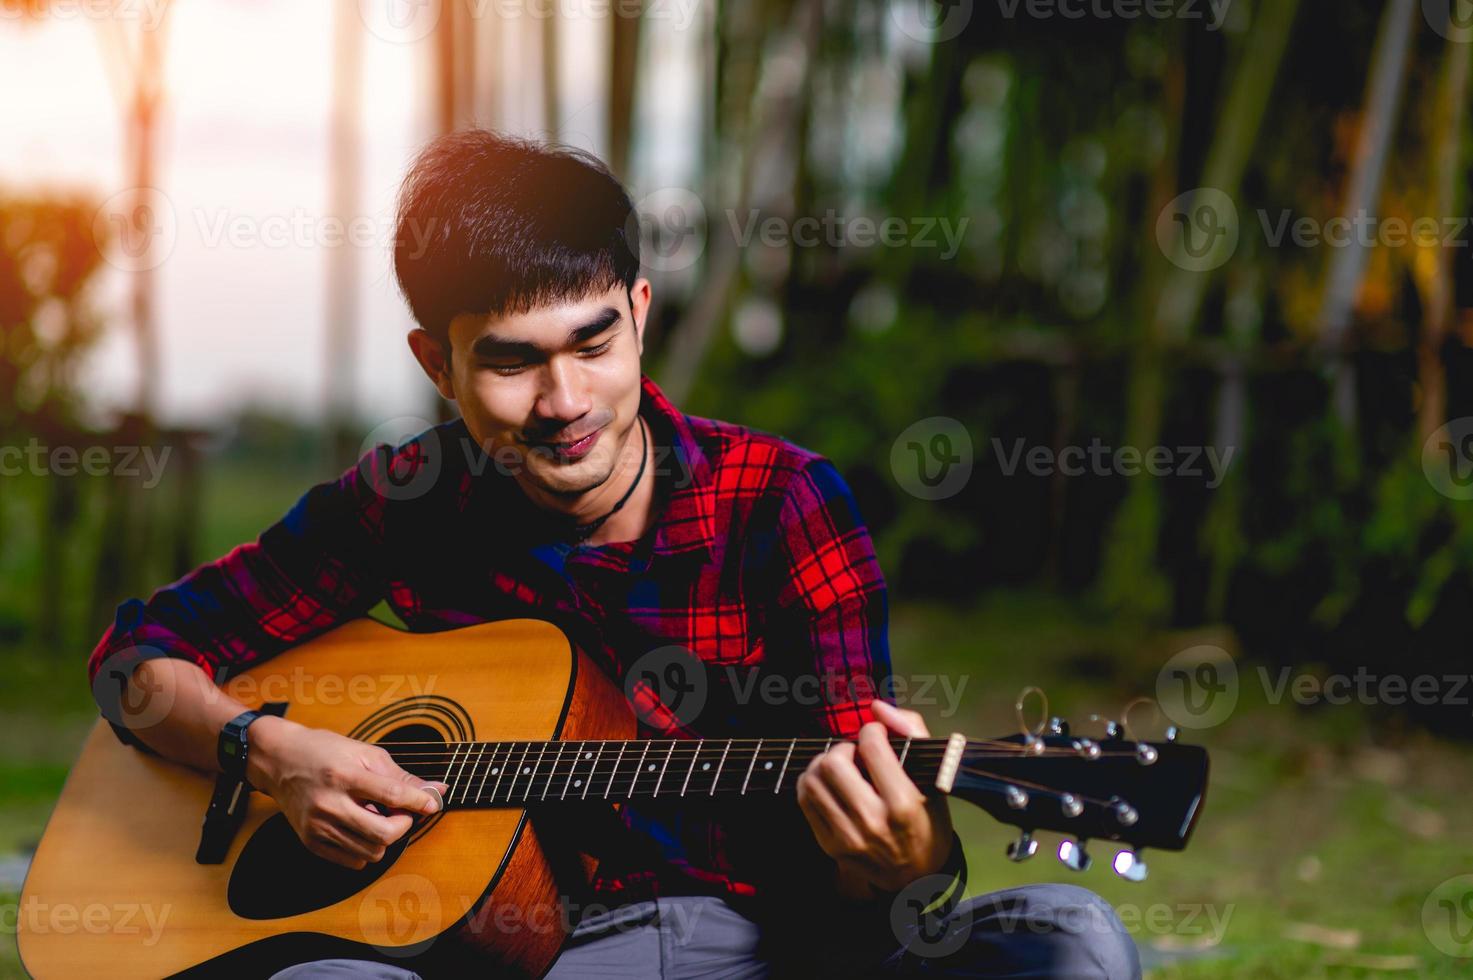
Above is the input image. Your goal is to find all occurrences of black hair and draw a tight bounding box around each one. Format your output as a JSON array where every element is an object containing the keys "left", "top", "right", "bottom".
[{"left": 392, "top": 130, "right": 640, "bottom": 346}]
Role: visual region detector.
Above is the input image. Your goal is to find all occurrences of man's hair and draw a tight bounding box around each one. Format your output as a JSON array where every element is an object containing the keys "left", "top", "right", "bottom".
[{"left": 393, "top": 130, "right": 641, "bottom": 346}]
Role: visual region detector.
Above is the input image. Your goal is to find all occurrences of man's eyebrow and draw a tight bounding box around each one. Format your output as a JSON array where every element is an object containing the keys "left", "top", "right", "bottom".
[{"left": 470, "top": 307, "right": 623, "bottom": 359}]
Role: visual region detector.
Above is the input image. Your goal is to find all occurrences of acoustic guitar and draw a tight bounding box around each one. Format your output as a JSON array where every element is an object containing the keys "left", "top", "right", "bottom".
[{"left": 18, "top": 618, "right": 1209, "bottom": 978}]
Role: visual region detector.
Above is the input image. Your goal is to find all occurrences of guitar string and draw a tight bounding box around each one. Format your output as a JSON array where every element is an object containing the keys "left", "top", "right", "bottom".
[{"left": 389, "top": 761, "right": 1128, "bottom": 812}]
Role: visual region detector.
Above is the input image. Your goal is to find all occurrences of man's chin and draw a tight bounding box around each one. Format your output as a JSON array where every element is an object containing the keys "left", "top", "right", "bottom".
[{"left": 526, "top": 460, "right": 613, "bottom": 499}]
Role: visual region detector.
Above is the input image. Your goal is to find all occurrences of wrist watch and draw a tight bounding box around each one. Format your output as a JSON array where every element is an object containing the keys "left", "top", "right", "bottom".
[{"left": 217, "top": 710, "right": 266, "bottom": 783}]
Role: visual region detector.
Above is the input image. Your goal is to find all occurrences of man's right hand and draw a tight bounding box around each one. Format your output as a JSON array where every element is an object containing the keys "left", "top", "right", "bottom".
[{"left": 247, "top": 717, "right": 448, "bottom": 870}]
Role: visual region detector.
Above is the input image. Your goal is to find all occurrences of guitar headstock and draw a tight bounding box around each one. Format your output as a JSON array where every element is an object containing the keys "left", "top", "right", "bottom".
[{"left": 942, "top": 721, "right": 1209, "bottom": 880}]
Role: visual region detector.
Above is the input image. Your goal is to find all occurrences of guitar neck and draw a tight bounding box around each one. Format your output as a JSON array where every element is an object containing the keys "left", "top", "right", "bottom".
[{"left": 393, "top": 736, "right": 952, "bottom": 807}]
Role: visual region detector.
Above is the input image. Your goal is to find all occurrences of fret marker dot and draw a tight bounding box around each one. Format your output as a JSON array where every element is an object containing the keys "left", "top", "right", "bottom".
[
  {"left": 702, "top": 762, "right": 711, "bottom": 770},
  {"left": 522, "top": 767, "right": 531, "bottom": 775},
  {"left": 763, "top": 761, "right": 773, "bottom": 770},
  {"left": 584, "top": 752, "right": 593, "bottom": 760},
  {"left": 491, "top": 767, "right": 499, "bottom": 775},
  {"left": 647, "top": 763, "right": 656, "bottom": 771},
  {"left": 574, "top": 779, "right": 582, "bottom": 788}
]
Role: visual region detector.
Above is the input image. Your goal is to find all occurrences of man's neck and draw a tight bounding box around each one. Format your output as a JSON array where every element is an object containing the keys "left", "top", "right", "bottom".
[{"left": 512, "top": 415, "right": 657, "bottom": 547}]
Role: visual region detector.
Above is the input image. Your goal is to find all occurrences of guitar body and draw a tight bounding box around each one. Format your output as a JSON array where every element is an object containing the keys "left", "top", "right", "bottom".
[{"left": 19, "top": 618, "right": 635, "bottom": 979}]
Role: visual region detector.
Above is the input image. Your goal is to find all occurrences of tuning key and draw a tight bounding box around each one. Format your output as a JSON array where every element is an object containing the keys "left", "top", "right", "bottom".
[
  {"left": 1112, "top": 799, "right": 1138, "bottom": 827},
  {"left": 1113, "top": 849, "right": 1149, "bottom": 882},
  {"left": 1060, "top": 793, "right": 1083, "bottom": 818},
  {"left": 1007, "top": 831, "right": 1039, "bottom": 862},
  {"left": 1136, "top": 743, "right": 1158, "bottom": 766},
  {"left": 1005, "top": 785, "right": 1028, "bottom": 809},
  {"left": 1057, "top": 838, "right": 1092, "bottom": 872},
  {"left": 1073, "top": 738, "right": 1101, "bottom": 760},
  {"left": 1048, "top": 716, "right": 1069, "bottom": 736}
]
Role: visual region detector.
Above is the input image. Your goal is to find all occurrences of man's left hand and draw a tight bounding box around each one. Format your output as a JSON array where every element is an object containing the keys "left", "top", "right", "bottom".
[{"left": 796, "top": 699, "right": 954, "bottom": 898}]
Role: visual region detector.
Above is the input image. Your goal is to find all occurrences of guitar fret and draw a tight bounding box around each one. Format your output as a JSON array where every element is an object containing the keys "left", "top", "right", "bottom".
[
  {"left": 441, "top": 744, "right": 464, "bottom": 801},
  {"left": 543, "top": 742, "right": 566, "bottom": 801},
  {"left": 473, "top": 741, "right": 502, "bottom": 803},
  {"left": 562, "top": 741, "right": 585, "bottom": 800},
  {"left": 773, "top": 738, "right": 797, "bottom": 793},
  {"left": 679, "top": 739, "right": 704, "bottom": 797},
  {"left": 457, "top": 744, "right": 487, "bottom": 805},
  {"left": 505, "top": 743, "right": 532, "bottom": 801},
  {"left": 490, "top": 742, "right": 516, "bottom": 804},
  {"left": 898, "top": 736, "right": 912, "bottom": 769},
  {"left": 605, "top": 742, "right": 626, "bottom": 799},
  {"left": 629, "top": 742, "right": 652, "bottom": 799},
  {"left": 653, "top": 741, "right": 677, "bottom": 798},
  {"left": 740, "top": 738, "right": 763, "bottom": 795},
  {"left": 710, "top": 739, "right": 732, "bottom": 796},
  {"left": 523, "top": 741, "right": 549, "bottom": 801},
  {"left": 583, "top": 742, "right": 604, "bottom": 800}
]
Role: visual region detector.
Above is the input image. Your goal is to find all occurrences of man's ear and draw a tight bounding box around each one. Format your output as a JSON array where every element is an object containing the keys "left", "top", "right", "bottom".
[
  {"left": 407, "top": 329, "right": 457, "bottom": 401},
  {"left": 629, "top": 278, "right": 652, "bottom": 356}
]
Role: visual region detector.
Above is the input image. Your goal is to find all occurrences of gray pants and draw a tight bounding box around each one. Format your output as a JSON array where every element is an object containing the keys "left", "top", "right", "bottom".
[{"left": 270, "top": 884, "right": 1141, "bottom": 979}]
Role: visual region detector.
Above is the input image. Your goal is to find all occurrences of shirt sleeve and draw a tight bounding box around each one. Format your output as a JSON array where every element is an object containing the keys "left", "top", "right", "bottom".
[
  {"left": 85, "top": 441, "right": 421, "bottom": 747},
  {"left": 769, "top": 456, "right": 892, "bottom": 737}
]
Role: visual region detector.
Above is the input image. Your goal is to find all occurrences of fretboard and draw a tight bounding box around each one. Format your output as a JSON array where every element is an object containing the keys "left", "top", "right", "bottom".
[{"left": 392, "top": 737, "right": 948, "bottom": 807}]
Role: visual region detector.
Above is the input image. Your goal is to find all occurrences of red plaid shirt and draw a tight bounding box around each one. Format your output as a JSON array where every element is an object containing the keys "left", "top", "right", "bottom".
[{"left": 89, "top": 375, "right": 892, "bottom": 905}]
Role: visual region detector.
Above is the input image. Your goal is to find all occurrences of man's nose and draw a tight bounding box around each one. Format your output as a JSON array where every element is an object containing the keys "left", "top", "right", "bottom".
[{"left": 534, "top": 357, "right": 593, "bottom": 426}]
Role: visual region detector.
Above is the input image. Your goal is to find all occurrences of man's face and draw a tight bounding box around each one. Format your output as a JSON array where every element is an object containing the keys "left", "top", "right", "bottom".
[{"left": 426, "top": 280, "right": 651, "bottom": 503}]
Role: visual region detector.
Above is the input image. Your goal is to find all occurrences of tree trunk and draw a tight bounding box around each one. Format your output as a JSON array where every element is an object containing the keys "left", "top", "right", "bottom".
[
  {"left": 1100, "top": 0, "right": 1301, "bottom": 617},
  {"left": 1316, "top": 0, "right": 1417, "bottom": 427},
  {"left": 326, "top": 0, "right": 364, "bottom": 468},
  {"left": 1416, "top": 29, "right": 1473, "bottom": 440}
]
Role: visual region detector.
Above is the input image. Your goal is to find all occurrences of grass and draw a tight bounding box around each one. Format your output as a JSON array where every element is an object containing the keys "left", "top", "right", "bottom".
[
  {"left": 2, "top": 454, "right": 1470, "bottom": 977},
  {"left": 891, "top": 596, "right": 1473, "bottom": 978}
]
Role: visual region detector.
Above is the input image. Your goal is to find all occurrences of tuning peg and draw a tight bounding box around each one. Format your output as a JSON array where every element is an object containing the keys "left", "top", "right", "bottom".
[
  {"left": 1004, "top": 785, "right": 1028, "bottom": 810},
  {"left": 1112, "top": 849, "right": 1149, "bottom": 882},
  {"left": 1165, "top": 726, "right": 1180, "bottom": 742},
  {"left": 1006, "top": 831, "right": 1038, "bottom": 862},
  {"left": 1073, "top": 738, "right": 1101, "bottom": 760},
  {"left": 1111, "top": 799, "right": 1138, "bottom": 827},
  {"left": 1060, "top": 792, "right": 1083, "bottom": 818},
  {"left": 1057, "top": 838, "right": 1091, "bottom": 872},
  {"left": 1048, "top": 716, "right": 1069, "bottom": 736},
  {"left": 1135, "top": 743, "right": 1158, "bottom": 766}
]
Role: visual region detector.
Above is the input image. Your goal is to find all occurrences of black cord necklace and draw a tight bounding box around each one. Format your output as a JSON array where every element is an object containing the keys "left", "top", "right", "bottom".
[{"left": 569, "top": 415, "right": 649, "bottom": 543}]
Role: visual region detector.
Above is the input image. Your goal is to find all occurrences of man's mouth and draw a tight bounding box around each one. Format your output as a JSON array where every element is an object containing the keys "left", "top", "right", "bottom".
[{"left": 532, "top": 425, "right": 604, "bottom": 461}]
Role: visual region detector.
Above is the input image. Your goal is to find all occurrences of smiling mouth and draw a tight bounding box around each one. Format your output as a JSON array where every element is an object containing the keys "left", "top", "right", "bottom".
[{"left": 531, "top": 425, "right": 604, "bottom": 460}]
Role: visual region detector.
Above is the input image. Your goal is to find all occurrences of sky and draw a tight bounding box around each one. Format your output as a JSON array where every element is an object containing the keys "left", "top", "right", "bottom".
[{"left": 0, "top": 0, "right": 682, "bottom": 429}]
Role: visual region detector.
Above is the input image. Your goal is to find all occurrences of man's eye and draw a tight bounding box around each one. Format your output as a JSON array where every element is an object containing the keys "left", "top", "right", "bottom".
[
  {"left": 487, "top": 362, "right": 527, "bottom": 375},
  {"left": 580, "top": 339, "right": 613, "bottom": 357}
]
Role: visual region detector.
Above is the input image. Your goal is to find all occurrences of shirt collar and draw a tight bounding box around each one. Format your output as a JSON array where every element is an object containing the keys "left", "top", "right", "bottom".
[{"left": 639, "top": 374, "right": 718, "bottom": 559}]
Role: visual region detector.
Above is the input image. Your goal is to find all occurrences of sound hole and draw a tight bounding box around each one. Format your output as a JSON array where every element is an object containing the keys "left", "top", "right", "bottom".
[{"left": 226, "top": 724, "right": 445, "bottom": 920}]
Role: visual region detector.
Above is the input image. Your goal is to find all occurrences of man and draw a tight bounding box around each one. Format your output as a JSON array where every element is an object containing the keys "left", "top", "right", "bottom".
[{"left": 88, "top": 131, "right": 1139, "bottom": 978}]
